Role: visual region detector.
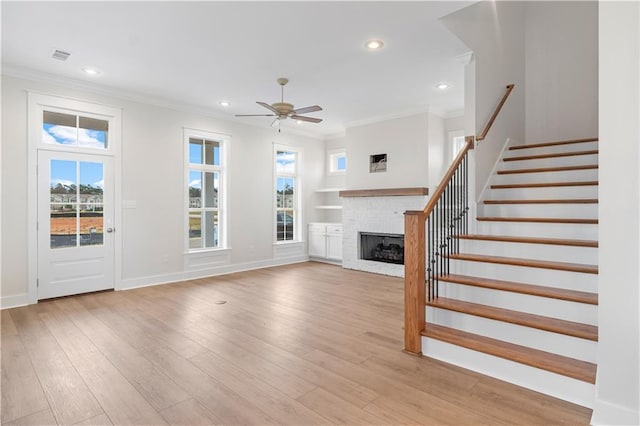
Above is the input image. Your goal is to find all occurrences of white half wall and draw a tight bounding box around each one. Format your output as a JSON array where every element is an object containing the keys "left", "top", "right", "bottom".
[
  {"left": 592, "top": 2, "right": 640, "bottom": 425},
  {"left": 524, "top": 1, "right": 598, "bottom": 143},
  {"left": 1, "top": 74, "right": 325, "bottom": 306}
]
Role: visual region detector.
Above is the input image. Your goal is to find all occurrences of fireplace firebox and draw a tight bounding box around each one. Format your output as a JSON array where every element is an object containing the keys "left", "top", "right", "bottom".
[{"left": 360, "top": 232, "right": 404, "bottom": 265}]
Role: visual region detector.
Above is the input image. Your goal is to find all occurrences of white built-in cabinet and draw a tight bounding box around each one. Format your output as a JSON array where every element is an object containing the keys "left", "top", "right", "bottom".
[{"left": 308, "top": 223, "right": 343, "bottom": 262}]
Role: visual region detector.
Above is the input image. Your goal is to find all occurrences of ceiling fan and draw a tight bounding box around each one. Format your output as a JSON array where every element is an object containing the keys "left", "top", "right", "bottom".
[{"left": 235, "top": 78, "right": 323, "bottom": 129}]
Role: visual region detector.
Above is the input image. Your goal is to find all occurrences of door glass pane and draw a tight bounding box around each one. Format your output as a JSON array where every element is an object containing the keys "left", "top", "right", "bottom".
[
  {"left": 204, "top": 140, "right": 220, "bottom": 166},
  {"left": 189, "top": 170, "right": 202, "bottom": 208},
  {"left": 189, "top": 212, "right": 202, "bottom": 249},
  {"left": 276, "top": 150, "right": 296, "bottom": 174},
  {"left": 43, "top": 111, "right": 77, "bottom": 145},
  {"left": 78, "top": 116, "right": 108, "bottom": 149},
  {"left": 204, "top": 172, "right": 218, "bottom": 208},
  {"left": 78, "top": 161, "right": 103, "bottom": 246},
  {"left": 50, "top": 160, "right": 77, "bottom": 248},
  {"left": 80, "top": 212, "right": 103, "bottom": 246},
  {"left": 189, "top": 138, "right": 203, "bottom": 164},
  {"left": 51, "top": 204, "right": 77, "bottom": 248},
  {"left": 204, "top": 211, "right": 218, "bottom": 248}
]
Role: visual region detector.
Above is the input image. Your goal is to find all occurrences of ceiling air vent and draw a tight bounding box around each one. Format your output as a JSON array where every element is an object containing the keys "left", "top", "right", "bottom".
[{"left": 51, "top": 49, "right": 71, "bottom": 61}]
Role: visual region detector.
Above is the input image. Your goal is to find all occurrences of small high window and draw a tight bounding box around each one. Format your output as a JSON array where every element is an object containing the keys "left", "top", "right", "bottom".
[{"left": 328, "top": 149, "right": 346, "bottom": 175}]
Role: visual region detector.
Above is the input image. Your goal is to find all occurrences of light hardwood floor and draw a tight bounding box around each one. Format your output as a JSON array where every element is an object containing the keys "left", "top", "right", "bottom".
[{"left": 1, "top": 262, "right": 592, "bottom": 425}]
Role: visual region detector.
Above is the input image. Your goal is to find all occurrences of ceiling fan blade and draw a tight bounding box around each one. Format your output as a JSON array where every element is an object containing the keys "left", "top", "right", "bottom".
[
  {"left": 257, "top": 101, "right": 279, "bottom": 114},
  {"left": 292, "top": 105, "right": 322, "bottom": 115},
  {"left": 291, "top": 115, "right": 322, "bottom": 124},
  {"left": 271, "top": 118, "right": 280, "bottom": 128},
  {"left": 235, "top": 113, "right": 276, "bottom": 117}
]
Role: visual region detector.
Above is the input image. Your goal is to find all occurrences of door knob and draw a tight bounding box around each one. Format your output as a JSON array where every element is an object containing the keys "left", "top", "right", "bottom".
[{"left": 106, "top": 227, "right": 114, "bottom": 233}]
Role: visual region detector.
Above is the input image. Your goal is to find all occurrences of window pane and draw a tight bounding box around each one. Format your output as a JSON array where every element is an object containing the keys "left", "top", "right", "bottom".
[
  {"left": 79, "top": 161, "right": 104, "bottom": 205},
  {"left": 204, "top": 211, "right": 219, "bottom": 248},
  {"left": 276, "top": 177, "right": 285, "bottom": 208},
  {"left": 189, "top": 138, "right": 203, "bottom": 164},
  {"left": 276, "top": 150, "right": 296, "bottom": 174},
  {"left": 204, "top": 172, "right": 218, "bottom": 208},
  {"left": 43, "top": 111, "right": 77, "bottom": 145},
  {"left": 78, "top": 116, "right": 108, "bottom": 149},
  {"left": 80, "top": 211, "right": 103, "bottom": 246},
  {"left": 51, "top": 204, "right": 77, "bottom": 248},
  {"left": 189, "top": 212, "right": 202, "bottom": 249},
  {"left": 283, "top": 177, "right": 294, "bottom": 208},
  {"left": 336, "top": 155, "right": 346, "bottom": 171},
  {"left": 204, "top": 140, "right": 220, "bottom": 166},
  {"left": 189, "top": 170, "right": 202, "bottom": 208},
  {"left": 277, "top": 210, "right": 294, "bottom": 241}
]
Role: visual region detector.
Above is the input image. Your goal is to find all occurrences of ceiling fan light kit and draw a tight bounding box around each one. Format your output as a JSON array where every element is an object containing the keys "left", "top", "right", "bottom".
[{"left": 236, "top": 78, "right": 323, "bottom": 130}]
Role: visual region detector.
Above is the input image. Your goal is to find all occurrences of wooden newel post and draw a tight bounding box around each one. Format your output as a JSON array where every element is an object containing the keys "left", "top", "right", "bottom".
[{"left": 404, "top": 210, "right": 426, "bottom": 356}]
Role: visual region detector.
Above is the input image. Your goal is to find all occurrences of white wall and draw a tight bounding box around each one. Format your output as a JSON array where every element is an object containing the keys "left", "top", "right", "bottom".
[
  {"left": 427, "top": 113, "right": 446, "bottom": 186},
  {"left": 442, "top": 1, "right": 526, "bottom": 196},
  {"left": 525, "top": 2, "right": 598, "bottom": 142},
  {"left": 1, "top": 74, "right": 325, "bottom": 305},
  {"left": 345, "top": 113, "right": 430, "bottom": 190},
  {"left": 593, "top": 2, "right": 640, "bottom": 424}
]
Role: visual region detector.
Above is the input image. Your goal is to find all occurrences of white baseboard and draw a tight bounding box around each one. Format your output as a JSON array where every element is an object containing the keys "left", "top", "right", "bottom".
[
  {"left": 591, "top": 398, "right": 640, "bottom": 425},
  {"left": 119, "top": 255, "right": 309, "bottom": 291},
  {"left": 1, "top": 293, "right": 30, "bottom": 310}
]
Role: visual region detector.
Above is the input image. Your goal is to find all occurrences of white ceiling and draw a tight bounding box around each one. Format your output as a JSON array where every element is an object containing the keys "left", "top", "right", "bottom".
[{"left": 1, "top": 1, "right": 473, "bottom": 137}]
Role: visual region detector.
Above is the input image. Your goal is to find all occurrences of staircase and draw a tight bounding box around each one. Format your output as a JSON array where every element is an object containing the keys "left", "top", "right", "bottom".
[{"left": 421, "top": 137, "right": 599, "bottom": 407}]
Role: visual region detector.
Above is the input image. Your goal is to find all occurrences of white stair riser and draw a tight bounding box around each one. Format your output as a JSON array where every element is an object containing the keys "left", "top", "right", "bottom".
[
  {"left": 458, "top": 239, "right": 598, "bottom": 265},
  {"left": 482, "top": 203, "right": 598, "bottom": 219},
  {"left": 507, "top": 141, "right": 598, "bottom": 156},
  {"left": 500, "top": 154, "right": 599, "bottom": 171},
  {"left": 476, "top": 221, "right": 598, "bottom": 240},
  {"left": 426, "top": 308, "right": 597, "bottom": 362},
  {"left": 449, "top": 259, "right": 598, "bottom": 293},
  {"left": 486, "top": 185, "right": 598, "bottom": 200},
  {"left": 492, "top": 169, "right": 598, "bottom": 185},
  {"left": 437, "top": 281, "right": 598, "bottom": 325},
  {"left": 422, "top": 337, "right": 595, "bottom": 408}
]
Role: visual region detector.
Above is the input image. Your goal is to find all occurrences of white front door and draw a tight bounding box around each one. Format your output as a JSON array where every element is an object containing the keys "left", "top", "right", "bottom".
[{"left": 37, "top": 150, "right": 114, "bottom": 299}]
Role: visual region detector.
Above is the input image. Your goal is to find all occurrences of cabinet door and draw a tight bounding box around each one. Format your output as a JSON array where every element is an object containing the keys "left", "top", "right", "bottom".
[
  {"left": 326, "top": 233, "right": 343, "bottom": 260},
  {"left": 308, "top": 226, "right": 327, "bottom": 258}
]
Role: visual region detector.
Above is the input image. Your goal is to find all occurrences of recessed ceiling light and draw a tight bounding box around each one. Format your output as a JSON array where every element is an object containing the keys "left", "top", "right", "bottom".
[
  {"left": 435, "top": 83, "right": 450, "bottom": 90},
  {"left": 218, "top": 101, "right": 230, "bottom": 107},
  {"left": 81, "top": 67, "right": 101, "bottom": 76},
  {"left": 365, "top": 39, "right": 384, "bottom": 50}
]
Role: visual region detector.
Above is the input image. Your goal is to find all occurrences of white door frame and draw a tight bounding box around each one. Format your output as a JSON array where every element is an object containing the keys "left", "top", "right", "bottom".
[{"left": 27, "top": 92, "right": 123, "bottom": 304}]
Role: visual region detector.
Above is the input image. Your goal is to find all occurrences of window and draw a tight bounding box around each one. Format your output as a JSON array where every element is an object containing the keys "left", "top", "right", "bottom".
[
  {"left": 328, "top": 149, "right": 347, "bottom": 174},
  {"left": 449, "top": 130, "right": 465, "bottom": 161},
  {"left": 185, "top": 129, "right": 227, "bottom": 251},
  {"left": 43, "top": 110, "right": 108, "bottom": 149},
  {"left": 275, "top": 146, "right": 300, "bottom": 242}
]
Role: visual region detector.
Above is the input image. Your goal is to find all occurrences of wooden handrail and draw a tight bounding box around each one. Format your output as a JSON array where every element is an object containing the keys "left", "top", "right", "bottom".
[
  {"left": 423, "top": 136, "right": 475, "bottom": 216},
  {"left": 476, "top": 84, "right": 515, "bottom": 142}
]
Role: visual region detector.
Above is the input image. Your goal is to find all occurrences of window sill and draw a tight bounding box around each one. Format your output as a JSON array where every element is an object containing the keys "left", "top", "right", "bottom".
[
  {"left": 184, "top": 247, "right": 231, "bottom": 255},
  {"left": 273, "top": 240, "right": 303, "bottom": 246}
]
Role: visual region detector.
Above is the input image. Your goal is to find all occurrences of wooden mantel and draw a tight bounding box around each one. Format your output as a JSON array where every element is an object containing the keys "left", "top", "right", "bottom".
[{"left": 339, "top": 187, "right": 429, "bottom": 198}]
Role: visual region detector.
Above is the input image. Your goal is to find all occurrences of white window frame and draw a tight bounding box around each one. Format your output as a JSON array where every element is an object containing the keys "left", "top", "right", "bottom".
[
  {"left": 273, "top": 144, "right": 302, "bottom": 244},
  {"left": 448, "top": 130, "right": 465, "bottom": 163},
  {"left": 184, "top": 128, "right": 228, "bottom": 252},
  {"left": 327, "top": 148, "right": 347, "bottom": 175}
]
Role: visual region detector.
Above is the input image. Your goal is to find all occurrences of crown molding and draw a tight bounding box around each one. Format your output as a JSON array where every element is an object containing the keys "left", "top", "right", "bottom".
[{"left": 2, "top": 64, "right": 325, "bottom": 140}]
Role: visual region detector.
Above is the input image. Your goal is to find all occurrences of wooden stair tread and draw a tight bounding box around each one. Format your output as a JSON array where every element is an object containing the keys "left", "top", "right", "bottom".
[
  {"left": 448, "top": 253, "right": 598, "bottom": 274},
  {"left": 426, "top": 297, "right": 598, "bottom": 341},
  {"left": 422, "top": 323, "right": 597, "bottom": 383},
  {"left": 491, "top": 181, "right": 598, "bottom": 189},
  {"left": 497, "top": 164, "right": 598, "bottom": 175},
  {"left": 438, "top": 274, "right": 598, "bottom": 305},
  {"left": 458, "top": 234, "right": 598, "bottom": 247},
  {"left": 504, "top": 149, "right": 598, "bottom": 162},
  {"left": 509, "top": 138, "right": 598, "bottom": 151},
  {"left": 484, "top": 198, "right": 597, "bottom": 205},
  {"left": 477, "top": 216, "right": 598, "bottom": 224}
]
